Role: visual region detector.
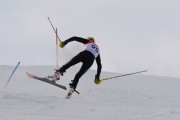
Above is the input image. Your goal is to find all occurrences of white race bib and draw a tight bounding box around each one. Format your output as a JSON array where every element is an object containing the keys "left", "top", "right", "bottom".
[{"left": 85, "top": 43, "right": 99, "bottom": 58}]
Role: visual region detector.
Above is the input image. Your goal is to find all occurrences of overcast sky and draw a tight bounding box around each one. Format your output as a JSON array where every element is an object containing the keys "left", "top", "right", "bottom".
[{"left": 1, "top": 0, "right": 180, "bottom": 78}]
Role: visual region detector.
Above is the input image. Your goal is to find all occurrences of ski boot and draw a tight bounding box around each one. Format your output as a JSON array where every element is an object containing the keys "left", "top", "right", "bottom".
[
  {"left": 44, "top": 71, "right": 61, "bottom": 83},
  {"left": 66, "top": 86, "right": 75, "bottom": 99}
]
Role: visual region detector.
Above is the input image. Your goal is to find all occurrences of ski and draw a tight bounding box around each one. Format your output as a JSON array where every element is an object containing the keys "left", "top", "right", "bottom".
[{"left": 26, "top": 72, "right": 67, "bottom": 90}]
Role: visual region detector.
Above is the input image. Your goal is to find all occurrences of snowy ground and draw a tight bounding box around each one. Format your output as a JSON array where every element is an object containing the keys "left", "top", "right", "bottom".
[{"left": 1, "top": 65, "right": 180, "bottom": 120}]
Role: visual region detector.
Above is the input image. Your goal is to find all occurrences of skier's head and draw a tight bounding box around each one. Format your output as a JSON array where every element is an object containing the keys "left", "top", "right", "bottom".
[{"left": 87, "top": 37, "right": 95, "bottom": 43}]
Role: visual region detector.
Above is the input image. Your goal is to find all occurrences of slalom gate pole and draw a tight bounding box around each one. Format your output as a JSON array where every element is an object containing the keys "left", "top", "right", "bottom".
[
  {"left": 101, "top": 70, "right": 147, "bottom": 81},
  {"left": 5, "top": 62, "right": 20, "bottom": 88},
  {"left": 47, "top": 17, "right": 61, "bottom": 42},
  {"left": 56, "top": 28, "right": 59, "bottom": 69}
]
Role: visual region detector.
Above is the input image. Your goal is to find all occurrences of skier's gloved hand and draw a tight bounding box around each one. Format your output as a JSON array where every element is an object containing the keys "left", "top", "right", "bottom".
[
  {"left": 94, "top": 75, "right": 102, "bottom": 85},
  {"left": 58, "top": 41, "right": 65, "bottom": 48}
]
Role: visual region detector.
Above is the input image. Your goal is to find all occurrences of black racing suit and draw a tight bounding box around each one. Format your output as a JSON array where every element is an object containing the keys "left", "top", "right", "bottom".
[{"left": 57, "top": 36, "right": 102, "bottom": 89}]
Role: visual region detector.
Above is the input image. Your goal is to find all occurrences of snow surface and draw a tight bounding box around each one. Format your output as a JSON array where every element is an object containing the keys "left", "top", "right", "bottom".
[{"left": 1, "top": 65, "right": 180, "bottom": 120}]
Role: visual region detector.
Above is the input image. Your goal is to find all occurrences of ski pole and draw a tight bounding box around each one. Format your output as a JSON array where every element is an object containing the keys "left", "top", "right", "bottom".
[
  {"left": 101, "top": 70, "right": 147, "bottom": 81},
  {"left": 5, "top": 62, "right": 20, "bottom": 88},
  {"left": 47, "top": 17, "right": 61, "bottom": 42}
]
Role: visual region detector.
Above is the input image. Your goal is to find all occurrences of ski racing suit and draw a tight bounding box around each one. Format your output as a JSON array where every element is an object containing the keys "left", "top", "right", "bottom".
[{"left": 57, "top": 36, "right": 102, "bottom": 89}]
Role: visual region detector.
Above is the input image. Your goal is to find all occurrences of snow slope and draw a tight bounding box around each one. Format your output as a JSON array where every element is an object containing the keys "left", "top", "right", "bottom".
[{"left": 1, "top": 65, "right": 180, "bottom": 120}]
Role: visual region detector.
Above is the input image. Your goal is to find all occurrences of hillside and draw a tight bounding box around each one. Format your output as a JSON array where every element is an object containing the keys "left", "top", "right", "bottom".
[{"left": 1, "top": 65, "right": 180, "bottom": 120}]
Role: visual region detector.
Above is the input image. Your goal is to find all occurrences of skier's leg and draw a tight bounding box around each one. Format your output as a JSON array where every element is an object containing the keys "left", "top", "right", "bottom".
[
  {"left": 57, "top": 54, "right": 82, "bottom": 75},
  {"left": 46, "top": 54, "right": 82, "bottom": 82},
  {"left": 70, "top": 61, "right": 93, "bottom": 89}
]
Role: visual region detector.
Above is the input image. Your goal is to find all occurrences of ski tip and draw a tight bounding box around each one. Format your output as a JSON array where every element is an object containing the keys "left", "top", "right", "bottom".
[
  {"left": 26, "top": 72, "right": 33, "bottom": 78},
  {"left": 25, "top": 72, "right": 29, "bottom": 75}
]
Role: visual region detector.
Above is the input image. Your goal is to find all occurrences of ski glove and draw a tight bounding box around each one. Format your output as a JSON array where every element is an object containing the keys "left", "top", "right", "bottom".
[
  {"left": 58, "top": 41, "right": 65, "bottom": 48},
  {"left": 94, "top": 75, "right": 102, "bottom": 85}
]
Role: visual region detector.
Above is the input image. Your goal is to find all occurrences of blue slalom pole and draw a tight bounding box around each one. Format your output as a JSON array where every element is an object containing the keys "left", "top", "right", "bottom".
[{"left": 5, "top": 62, "right": 20, "bottom": 88}]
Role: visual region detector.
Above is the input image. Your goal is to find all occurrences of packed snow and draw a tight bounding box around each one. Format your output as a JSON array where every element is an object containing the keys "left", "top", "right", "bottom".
[{"left": 1, "top": 65, "right": 180, "bottom": 120}]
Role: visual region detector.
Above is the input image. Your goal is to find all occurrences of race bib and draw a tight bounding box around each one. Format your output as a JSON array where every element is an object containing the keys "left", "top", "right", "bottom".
[{"left": 85, "top": 43, "right": 99, "bottom": 58}]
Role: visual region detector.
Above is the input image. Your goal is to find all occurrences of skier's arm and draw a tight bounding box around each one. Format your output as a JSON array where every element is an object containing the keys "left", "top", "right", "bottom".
[
  {"left": 63, "top": 36, "right": 89, "bottom": 45},
  {"left": 95, "top": 54, "right": 102, "bottom": 79}
]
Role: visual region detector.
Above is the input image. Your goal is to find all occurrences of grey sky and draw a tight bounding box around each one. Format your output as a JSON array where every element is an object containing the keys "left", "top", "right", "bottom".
[{"left": 1, "top": 0, "right": 180, "bottom": 77}]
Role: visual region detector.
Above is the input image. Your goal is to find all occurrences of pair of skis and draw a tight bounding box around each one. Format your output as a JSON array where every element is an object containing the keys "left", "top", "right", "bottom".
[{"left": 26, "top": 72, "right": 80, "bottom": 99}]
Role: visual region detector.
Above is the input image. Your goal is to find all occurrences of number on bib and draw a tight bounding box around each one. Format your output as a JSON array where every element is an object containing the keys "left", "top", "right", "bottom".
[{"left": 91, "top": 45, "right": 99, "bottom": 53}]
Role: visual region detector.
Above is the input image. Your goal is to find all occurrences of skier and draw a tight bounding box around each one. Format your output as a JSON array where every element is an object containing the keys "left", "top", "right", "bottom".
[{"left": 46, "top": 36, "right": 102, "bottom": 97}]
